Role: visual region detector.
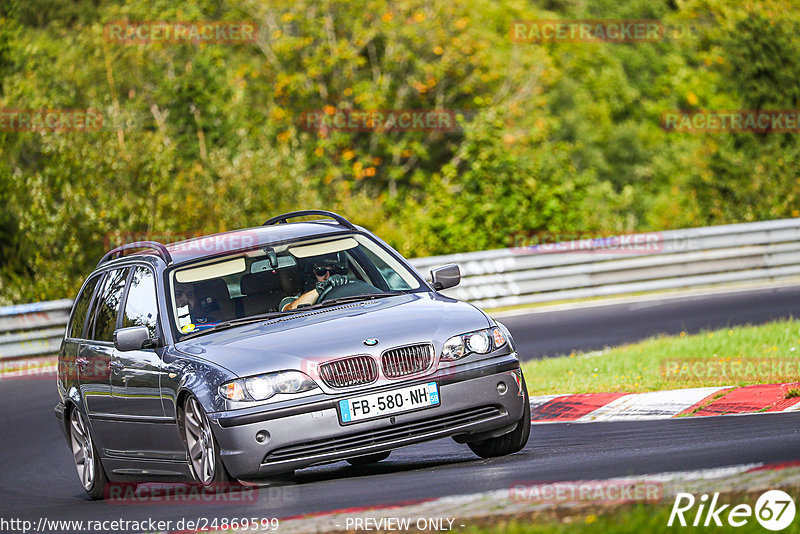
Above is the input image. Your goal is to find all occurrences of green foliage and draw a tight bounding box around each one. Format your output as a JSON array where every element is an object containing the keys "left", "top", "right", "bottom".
[{"left": 0, "top": 0, "right": 798, "bottom": 304}]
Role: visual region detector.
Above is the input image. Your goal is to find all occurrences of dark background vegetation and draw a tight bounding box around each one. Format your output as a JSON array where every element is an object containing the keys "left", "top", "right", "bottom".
[{"left": 0, "top": 0, "right": 798, "bottom": 304}]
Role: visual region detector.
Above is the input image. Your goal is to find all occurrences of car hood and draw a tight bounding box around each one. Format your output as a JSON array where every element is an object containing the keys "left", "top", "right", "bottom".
[{"left": 174, "top": 293, "right": 491, "bottom": 379}]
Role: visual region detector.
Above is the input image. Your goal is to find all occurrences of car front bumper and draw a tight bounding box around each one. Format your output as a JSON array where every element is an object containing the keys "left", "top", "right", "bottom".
[{"left": 208, "top": 354, "right": 526, "bottom": 479}]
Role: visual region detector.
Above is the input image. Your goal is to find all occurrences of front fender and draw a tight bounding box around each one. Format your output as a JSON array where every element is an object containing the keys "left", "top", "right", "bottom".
[{"left": 161, "top": 347, "right": 237, "bottom": 419}]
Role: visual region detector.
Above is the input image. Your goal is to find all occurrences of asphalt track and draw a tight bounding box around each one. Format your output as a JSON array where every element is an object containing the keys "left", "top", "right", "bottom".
[
  {"left": 1, "top": 285, "right": 799, "bottom": 531},
  {"left": 500, "top": 284, "right": 800, "bottom": 359}
]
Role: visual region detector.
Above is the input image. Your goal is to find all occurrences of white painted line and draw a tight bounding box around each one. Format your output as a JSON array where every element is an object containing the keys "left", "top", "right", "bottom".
[
  {"left": 644, "top": 463, "right": 761, "bottom": 482},
  {"left": 578, "top": 386, "right": 730, "bottom": 422}
]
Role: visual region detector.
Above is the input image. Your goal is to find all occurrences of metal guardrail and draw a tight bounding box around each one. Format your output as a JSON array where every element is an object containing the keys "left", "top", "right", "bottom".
[
  {"left": 2, "top": 218, "right": 799, "bottom": 360},
  {"left": 408, "top": 218, "right": 800, "bottom": 308},
  {"left": 0, "top": 300, "right": 72, "bottom": 360}
]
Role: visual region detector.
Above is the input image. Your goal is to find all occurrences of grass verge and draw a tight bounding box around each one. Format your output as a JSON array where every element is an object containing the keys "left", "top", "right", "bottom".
[
  {"left": 520, "top": 318, "right": 800, "bottom": 396},
  {"left": 457, "top": 488, "right": 800, "bottom": 533}
]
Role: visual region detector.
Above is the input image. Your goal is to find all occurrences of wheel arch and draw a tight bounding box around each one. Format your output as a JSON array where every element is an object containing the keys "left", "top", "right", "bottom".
[{"left": 63, "top": 387, "right": 87, "bottom": 438}]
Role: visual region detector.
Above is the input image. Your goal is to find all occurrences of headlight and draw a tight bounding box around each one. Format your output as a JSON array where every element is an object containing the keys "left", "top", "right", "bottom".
[
  {"left": 245, "top": 375, "right": 275, "bottom": 400},
  {"left": 219, "top": 371, "right": 318, "bottom": 401},
  {"left": 465, "top": 331, "right": 491, "bottom": 353},
  {"left": 441, "top": 335, "right": 465, "bottom": 361},
  {"left": 440, "top": 327, "right": 507, "bottom": 361}
]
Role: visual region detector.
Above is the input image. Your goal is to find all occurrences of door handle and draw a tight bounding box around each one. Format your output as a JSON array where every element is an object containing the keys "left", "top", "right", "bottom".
[
  {"left": 76, "top": 357, "right": 89, "bottom": 368},
  {"left": 110, "top": 360, "right": 125, "bottom": 372}
]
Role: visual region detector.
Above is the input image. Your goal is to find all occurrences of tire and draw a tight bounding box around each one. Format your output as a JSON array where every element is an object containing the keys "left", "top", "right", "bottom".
[
  {"left": 467, "top": 374, "right": 531, "bottom": 459},
  {"left": 182, "top": 396, "right": 237, "bottom": 489},
  {"left": 346, "top": 451, "right": 391, "bottom": 466},
  {"left": 69, "top": 406, "right": 109, "bottom": 500}
]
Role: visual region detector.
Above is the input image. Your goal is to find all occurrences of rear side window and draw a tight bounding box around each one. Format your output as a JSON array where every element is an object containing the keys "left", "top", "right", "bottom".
[
  {"left": 69, "top": 275, "right": 101, "bottom": 339},
  {"left": 88, "top": 268, "right": 130, "bottom": 342},
  {"left": 122, "top": 266, "right": 159, "bottom": 339}
]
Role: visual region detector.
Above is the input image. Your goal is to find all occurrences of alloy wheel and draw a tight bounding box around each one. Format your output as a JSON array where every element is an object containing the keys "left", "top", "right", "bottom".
[
  {"left": 69, "top": 409, "right": 95, "bottom": 491},
  {"left": 184, "top": 397, "right": 216, "bottom": 485}
]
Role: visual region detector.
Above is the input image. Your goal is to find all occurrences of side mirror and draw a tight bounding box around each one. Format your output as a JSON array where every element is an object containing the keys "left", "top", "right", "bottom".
[
  {"left": 430, "top": 263, "right": 461, "bottom": 291},
  {"left": 113, "top": 326, "right": 154, "bottom": 352}
]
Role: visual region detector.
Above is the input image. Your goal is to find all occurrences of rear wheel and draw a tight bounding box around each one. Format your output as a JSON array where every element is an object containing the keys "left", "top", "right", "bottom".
[
  {"left": 346, "top": 451, "right": 390, "bottom": 466},
  {"left": 467, "top": 374, "right": 531, "bottom": 459},
  {"left": 182, "top": 396, "right": 237, "bottom": 488},
  {"left": 69, "top": 407, "right": 108, "bottom": 500}
]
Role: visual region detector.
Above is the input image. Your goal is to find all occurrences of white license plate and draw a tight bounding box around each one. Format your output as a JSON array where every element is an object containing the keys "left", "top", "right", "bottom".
[{"left": 338, "top": 382, "right": 440, "bottom": 423}]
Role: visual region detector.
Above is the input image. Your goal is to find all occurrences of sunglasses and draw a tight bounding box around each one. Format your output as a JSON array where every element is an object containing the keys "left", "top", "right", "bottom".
[{"left": 313, "top": 266, "right": 337, "bottom": 276}]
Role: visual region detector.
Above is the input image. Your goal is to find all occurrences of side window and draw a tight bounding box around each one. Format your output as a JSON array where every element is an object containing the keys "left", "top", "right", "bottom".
[
  {"left": 123, "top": 266, "right": 159, "bottom": 339},
  {"left": 89, "top": 268, "right": 130, "bottom": 342},
  {"left": 360, "top": 247, "right": 413, "bottom": 290},
  {"left": 69, "top": 275, "right": 101, "bottom": 339},
  {"left": 85, "top": 272, "right": 108, "bottom": 341}
]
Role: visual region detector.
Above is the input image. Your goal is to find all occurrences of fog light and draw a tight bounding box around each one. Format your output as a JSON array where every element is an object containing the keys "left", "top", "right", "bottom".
[
  {"left": 255, "top": 430, "right": 270, "bottom": 444},
  {"left": 497, "top": 382, "right": 507, "bottom": 395}
]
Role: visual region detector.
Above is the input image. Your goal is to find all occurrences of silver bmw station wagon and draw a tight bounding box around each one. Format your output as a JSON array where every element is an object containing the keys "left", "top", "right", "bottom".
[{"left": 55, "top": 210, "right": 530, "bottom": 499}]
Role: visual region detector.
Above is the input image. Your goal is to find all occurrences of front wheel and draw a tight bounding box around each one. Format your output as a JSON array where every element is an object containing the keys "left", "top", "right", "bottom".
[
  {"left": 467, "top": 374, "right": 531, "bottom": 459},
  {"left": 182, "top": 396, "right": 237, "bottom": 488},
  {"left": 69, "top": 407, "right": 108, "bottom": 500}
]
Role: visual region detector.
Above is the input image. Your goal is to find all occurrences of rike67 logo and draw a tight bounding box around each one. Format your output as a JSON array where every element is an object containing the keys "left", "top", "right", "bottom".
[{"left": 668, "top": 490, "right": 796, "bottom": 531}]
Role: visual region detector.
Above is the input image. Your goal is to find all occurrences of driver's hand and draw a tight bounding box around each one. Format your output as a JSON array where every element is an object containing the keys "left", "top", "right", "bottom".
[{"left": 316, "top": 274, "right": 348, "bottom": 294}]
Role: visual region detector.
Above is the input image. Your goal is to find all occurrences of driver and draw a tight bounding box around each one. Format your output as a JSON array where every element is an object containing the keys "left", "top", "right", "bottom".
[
  {"left": 281, "top": 255, "right": 349, "bottom": 311},
  {"left": 175, "top": 282, "right": 218, "bottom": 332}
]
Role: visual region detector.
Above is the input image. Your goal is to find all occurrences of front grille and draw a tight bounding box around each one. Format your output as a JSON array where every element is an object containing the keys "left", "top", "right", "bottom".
[
  {"left": 381, "top": 343, "right": 434, "bottom": 378},
  {"left": 319, "top": 355, "right": 378, "bottom": 388},
  {"left": 263, "top": 405, "right": 503, "bottom": 464}
]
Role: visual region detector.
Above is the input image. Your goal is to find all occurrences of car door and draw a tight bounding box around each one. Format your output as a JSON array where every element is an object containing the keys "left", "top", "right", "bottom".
[
  {"left": 78, "top": 267, "right": 129, "bottom": 456},
  {"left": 61, "top": 273, "right": 102, "bottom": 397},
  {"left": 107, "top": 265, "right": 180, "bottom": 459}
]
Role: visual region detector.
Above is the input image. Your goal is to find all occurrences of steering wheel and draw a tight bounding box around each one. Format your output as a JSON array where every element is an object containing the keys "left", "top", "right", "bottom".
[
  {"left": 316, "top": 280, "right": 383, "bottom": 303},
  {"left": 315, "top": 281, "right": 341, "bottom": 303}
]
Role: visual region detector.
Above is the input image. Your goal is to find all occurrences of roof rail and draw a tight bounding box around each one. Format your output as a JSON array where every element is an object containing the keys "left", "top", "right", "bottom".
[
  {"left": 96, "top": 241, "right": 173, "bottom": 268},
  {"left": 262, "top": 210, "right": 356, "bottom": 230}
]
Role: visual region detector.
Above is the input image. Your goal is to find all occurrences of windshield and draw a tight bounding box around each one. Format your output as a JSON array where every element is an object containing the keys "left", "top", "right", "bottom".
[{"left": 168, "top": 233, "right": 424, "bottom": 338}]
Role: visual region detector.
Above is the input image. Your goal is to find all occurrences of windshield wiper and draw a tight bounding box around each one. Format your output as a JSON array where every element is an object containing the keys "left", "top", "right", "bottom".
[
  {"left": 180, "top": 310, "right": 300, "bottom": 339},
  {"left": 302, "top": 292, "right": 398, "bottom": 310}
]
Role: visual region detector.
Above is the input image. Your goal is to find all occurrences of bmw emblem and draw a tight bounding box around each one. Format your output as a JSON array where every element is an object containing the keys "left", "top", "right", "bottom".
[{"left": 363, "top": 338, "right": 379, "bottom": 346}]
